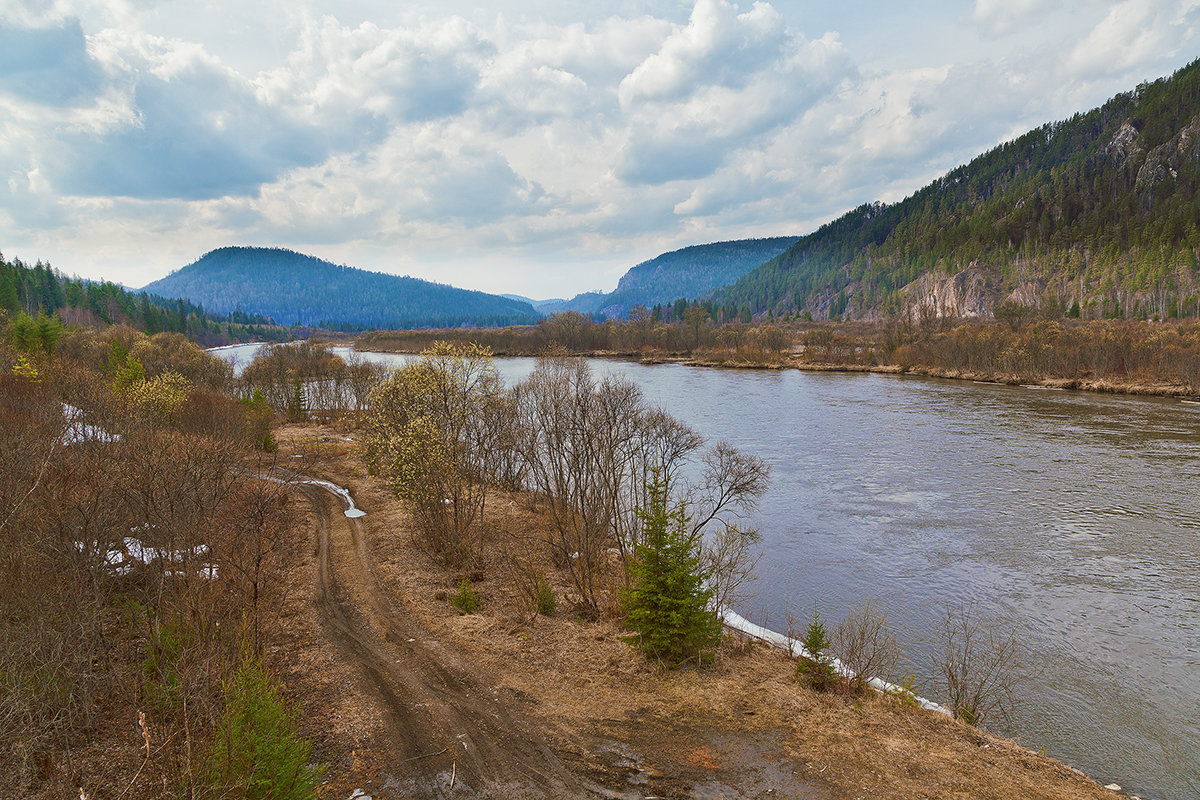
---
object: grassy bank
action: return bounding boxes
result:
[279,422,1124,800]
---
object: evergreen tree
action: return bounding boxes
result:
[0,270,17,313]
[621,471,722,665]
[35,312,62,354]
[285,377,308,422]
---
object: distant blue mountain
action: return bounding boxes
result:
[142,247,541,330]
[544,237,800,318]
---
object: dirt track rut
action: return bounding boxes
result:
[298,481,618,800]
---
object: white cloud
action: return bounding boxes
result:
[1068,0,1200,77]
[259,15,491,126]
[617,0,787,106]
[2,0,1200,298]
[613,2,855,185]
[973,0,1057,36]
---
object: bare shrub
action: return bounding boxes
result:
[933,603,1021,725]
[830,600,903,689]
[497,521,556,623]
[699,524,761,611]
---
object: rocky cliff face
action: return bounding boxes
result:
[895,268,1056,321]
[1134,113,1200,192]
[900,267,999,320]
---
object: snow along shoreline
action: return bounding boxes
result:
[282,471,942,713]
[718,608,952,716]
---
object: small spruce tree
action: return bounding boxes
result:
[796,610,838,691]
[285,377,308,422]
[621,471,722,665]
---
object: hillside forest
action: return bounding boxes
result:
[717,58,1200,323]
[0,252,283,345]
[140,247,542,331]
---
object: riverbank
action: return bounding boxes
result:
[354,316,1200,400]
[276,422,1128,800]
[354,339,1198,398]
[794,360,1200,400]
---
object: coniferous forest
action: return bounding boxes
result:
[717,58,1200,321]
[0,252,277,346]
[141,247,542,330]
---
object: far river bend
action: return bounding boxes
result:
[220,344,1200,799]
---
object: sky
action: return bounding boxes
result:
[1,0,1199,299]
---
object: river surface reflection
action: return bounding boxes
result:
[218,343,1200,798]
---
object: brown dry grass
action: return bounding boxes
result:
[274,422,1118,800]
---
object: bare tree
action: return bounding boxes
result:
[830,600,903,690]
[933,603,1021,725]
[699,523,761,611]
[515,356,629,612]
[514,354,769,616]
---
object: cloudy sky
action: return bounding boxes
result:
[2,0,1198,298]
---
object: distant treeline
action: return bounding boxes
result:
[0,251,291,345]
[357,305,792,364]
[797,317,1200,394]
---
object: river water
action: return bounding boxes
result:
[218,344,1200,798]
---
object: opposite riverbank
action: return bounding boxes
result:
[352,317,1200,401]
[793,360,1200,400]
[351,340,1199,400]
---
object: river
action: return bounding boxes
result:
[217,343,1200,799]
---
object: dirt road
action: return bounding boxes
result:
[299,480,612,799]
[293,472,833,800]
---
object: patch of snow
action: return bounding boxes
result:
[260,474,366,518]
[60,403,121,445]
[719,608,951,716]
[75,536,217,579]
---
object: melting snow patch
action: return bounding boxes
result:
[260,474,366,518]
[60,403,121,445]
[719,608,951,716]
[77,535,217,579]
[346,791,371,800]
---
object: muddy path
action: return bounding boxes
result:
[292,472,829,800]
[298,480,613,799]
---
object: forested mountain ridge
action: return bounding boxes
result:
[597,237,800,318]
[536,237,799,318]
[716,58,1200,321]
[0,250,272,343]
[141,247,541,330]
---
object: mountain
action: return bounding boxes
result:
[540,237,800,319]
[141,247,542,330]
[534,292,607,316]
[1,252,272,342]
[596,238,800,318]
[717,58,1200,321]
